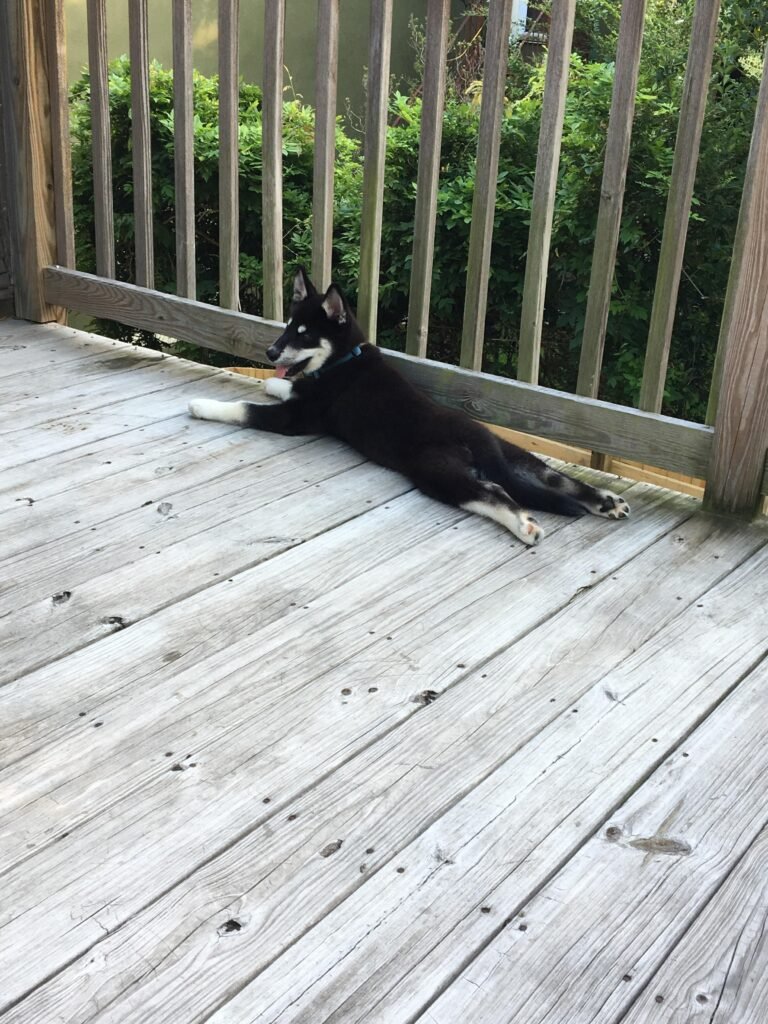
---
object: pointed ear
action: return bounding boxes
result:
[292,267,317,304]
[321,284,348,323]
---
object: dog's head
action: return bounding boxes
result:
[266,268,365,378]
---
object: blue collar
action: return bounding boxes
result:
[305,345,362,379]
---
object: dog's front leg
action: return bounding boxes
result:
[189,397,317,435]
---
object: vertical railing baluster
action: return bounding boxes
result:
[704,41,768,517]
[405,0,450,359]
[86,0,115,278]
[262,0,286,320]
[172,0,195,298]
[128,0,154,288]
[639,0,721,413]
[45,0,75,269]
[357,0,394,343]
[311,0,339,291]
[218,0,240,309]
[576,0,647,400]
[516,0,576,383]
[460,0,514,371]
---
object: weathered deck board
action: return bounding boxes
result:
[194,537,768,1024]
[2,321,767,1024]
[423,656,768,1024]
[10,516,765,1024]
[620,824,768,1023]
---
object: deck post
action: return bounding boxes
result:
[0,0,65,322]
[704,46,768,518]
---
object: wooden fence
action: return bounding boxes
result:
[1,0,767,516]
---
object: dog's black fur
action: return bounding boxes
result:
[189,269,630,545]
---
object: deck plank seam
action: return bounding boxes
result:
[406,643,768,1024]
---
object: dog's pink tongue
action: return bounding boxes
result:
[274,366,288,379]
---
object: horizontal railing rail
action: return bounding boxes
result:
[1,0,767,515]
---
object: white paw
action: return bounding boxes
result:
[187,399,248,425]
[516,513,545,546]
[264,377,293,401]
[597,491,631,520]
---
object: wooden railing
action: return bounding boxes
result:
[1,0,767,517]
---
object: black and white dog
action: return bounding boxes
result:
[189,268,629,545]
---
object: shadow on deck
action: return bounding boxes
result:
[2,320,767,1024]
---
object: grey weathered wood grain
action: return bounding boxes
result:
[517,0,576,383]
[356,0,394,342]
[422,653,768,1024]
[459,0,514,371]
[311,0,339,289]
[43,267,281,362]
[0,478,680,1007]
[128,0,154,288]
[620,824,768,1024]
[172,0,196,298]
[218,0,240,310]
[0,0,63,320]
[38,510,766,1024]
[45,0,75,269]
[705,44,768,516]
[639,0,721,412]
[405,0,450,358]
[576,0,647,399]
[86,0,115,279]
[262,0,286,320]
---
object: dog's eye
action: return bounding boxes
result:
[297,325,307,335]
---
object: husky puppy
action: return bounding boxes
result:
[189,268,629,545]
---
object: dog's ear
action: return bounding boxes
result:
[321,283,348,324]
[292,267,317,304]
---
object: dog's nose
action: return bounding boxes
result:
[266,342,281,363]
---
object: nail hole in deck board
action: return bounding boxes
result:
[655,996,664,1004]
[605,826,622,841]
[320,839,343,857]
[622,974,632,983]
[217,919,243,935]
[78,712,86,718]
[101,616,128,629]
[93,721,103,728]
[141,500,153,507]
[164,752,173,757]
[518,923,527,931]
[368,687,378,693]
[696,994,708,1004]
[366,847,375,854]
[457,663,466,669]
[682,752,690,758]
[396,867,405,873]
[341,688,352,696]
[412,690,439,706]
[480,906,491,914]
[287,813,298,821]
[262,797,271,804]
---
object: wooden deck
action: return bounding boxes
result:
[2,318,767,1024]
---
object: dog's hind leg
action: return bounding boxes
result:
[497,440,630,520]
[410,450,544,546]
[461,481,544,546]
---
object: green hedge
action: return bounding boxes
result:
[69,1,764,422]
